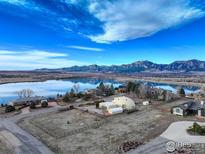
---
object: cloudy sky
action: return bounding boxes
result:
[0,0,205,70]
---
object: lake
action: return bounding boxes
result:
[146,82,200,94]
[0,79,200,105]
[0,79,121,105]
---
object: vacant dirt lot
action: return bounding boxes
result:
[29,110,106,139]
[18,106,167,154]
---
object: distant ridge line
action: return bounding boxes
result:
[37,59,205,73]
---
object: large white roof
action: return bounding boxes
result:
[112,96,135,110]
[113,96,135,103]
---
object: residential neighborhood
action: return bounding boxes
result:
[1,0,205,153]
[1,80,205,153]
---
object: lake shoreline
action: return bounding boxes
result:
[0,71,205,88]
[0,75,204,88]
[0,77,201,105]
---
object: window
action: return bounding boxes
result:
[175,108,181,113]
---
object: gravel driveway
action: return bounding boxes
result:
[160,121,205,144]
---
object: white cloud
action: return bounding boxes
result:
[0,0,27,5]
[0,50,86,70]
[68,45,103,52]
[0,0,41,11]
[88,0,205,43]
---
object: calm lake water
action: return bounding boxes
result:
[146,82,200,94]
[0,79,121,105]
[0,79,200,105]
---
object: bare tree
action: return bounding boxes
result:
[16,89,34,98]
[201,86,205,93]
[73,84,80,93]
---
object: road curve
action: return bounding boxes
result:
[0,107,58,154]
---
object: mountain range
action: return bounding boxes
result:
[39,59,205,73]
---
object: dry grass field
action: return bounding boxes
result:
[18,107,165,154]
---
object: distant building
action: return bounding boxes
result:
[172,101,205,117]
[11,96,47,106]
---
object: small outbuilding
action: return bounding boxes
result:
[142,101,150,106]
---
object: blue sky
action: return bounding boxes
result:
[0,0,205,70]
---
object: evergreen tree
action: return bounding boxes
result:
[98,82,105,91]
[69,88,76,98]
[110,84,115,95]
[177,87,186,97]
[133,83,140,94]
[126,81,135,92]
[108,84,115,96]
[161,90,167,101]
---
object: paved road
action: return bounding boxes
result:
[0,107,58,154]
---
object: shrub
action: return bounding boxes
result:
[5,105,15,113]
[170,108,173,114]
[76,93,84,98]
[69,88,76,98]
[29,102,36,109]
[41,101,48,108]
[188,122,205,135]
[63,92,70,102]
[69,105,74,110]
[83,93,92,101]
[94,99,104,109]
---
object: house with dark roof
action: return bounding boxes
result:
[172,101,205,117]
[11,96,47,106]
